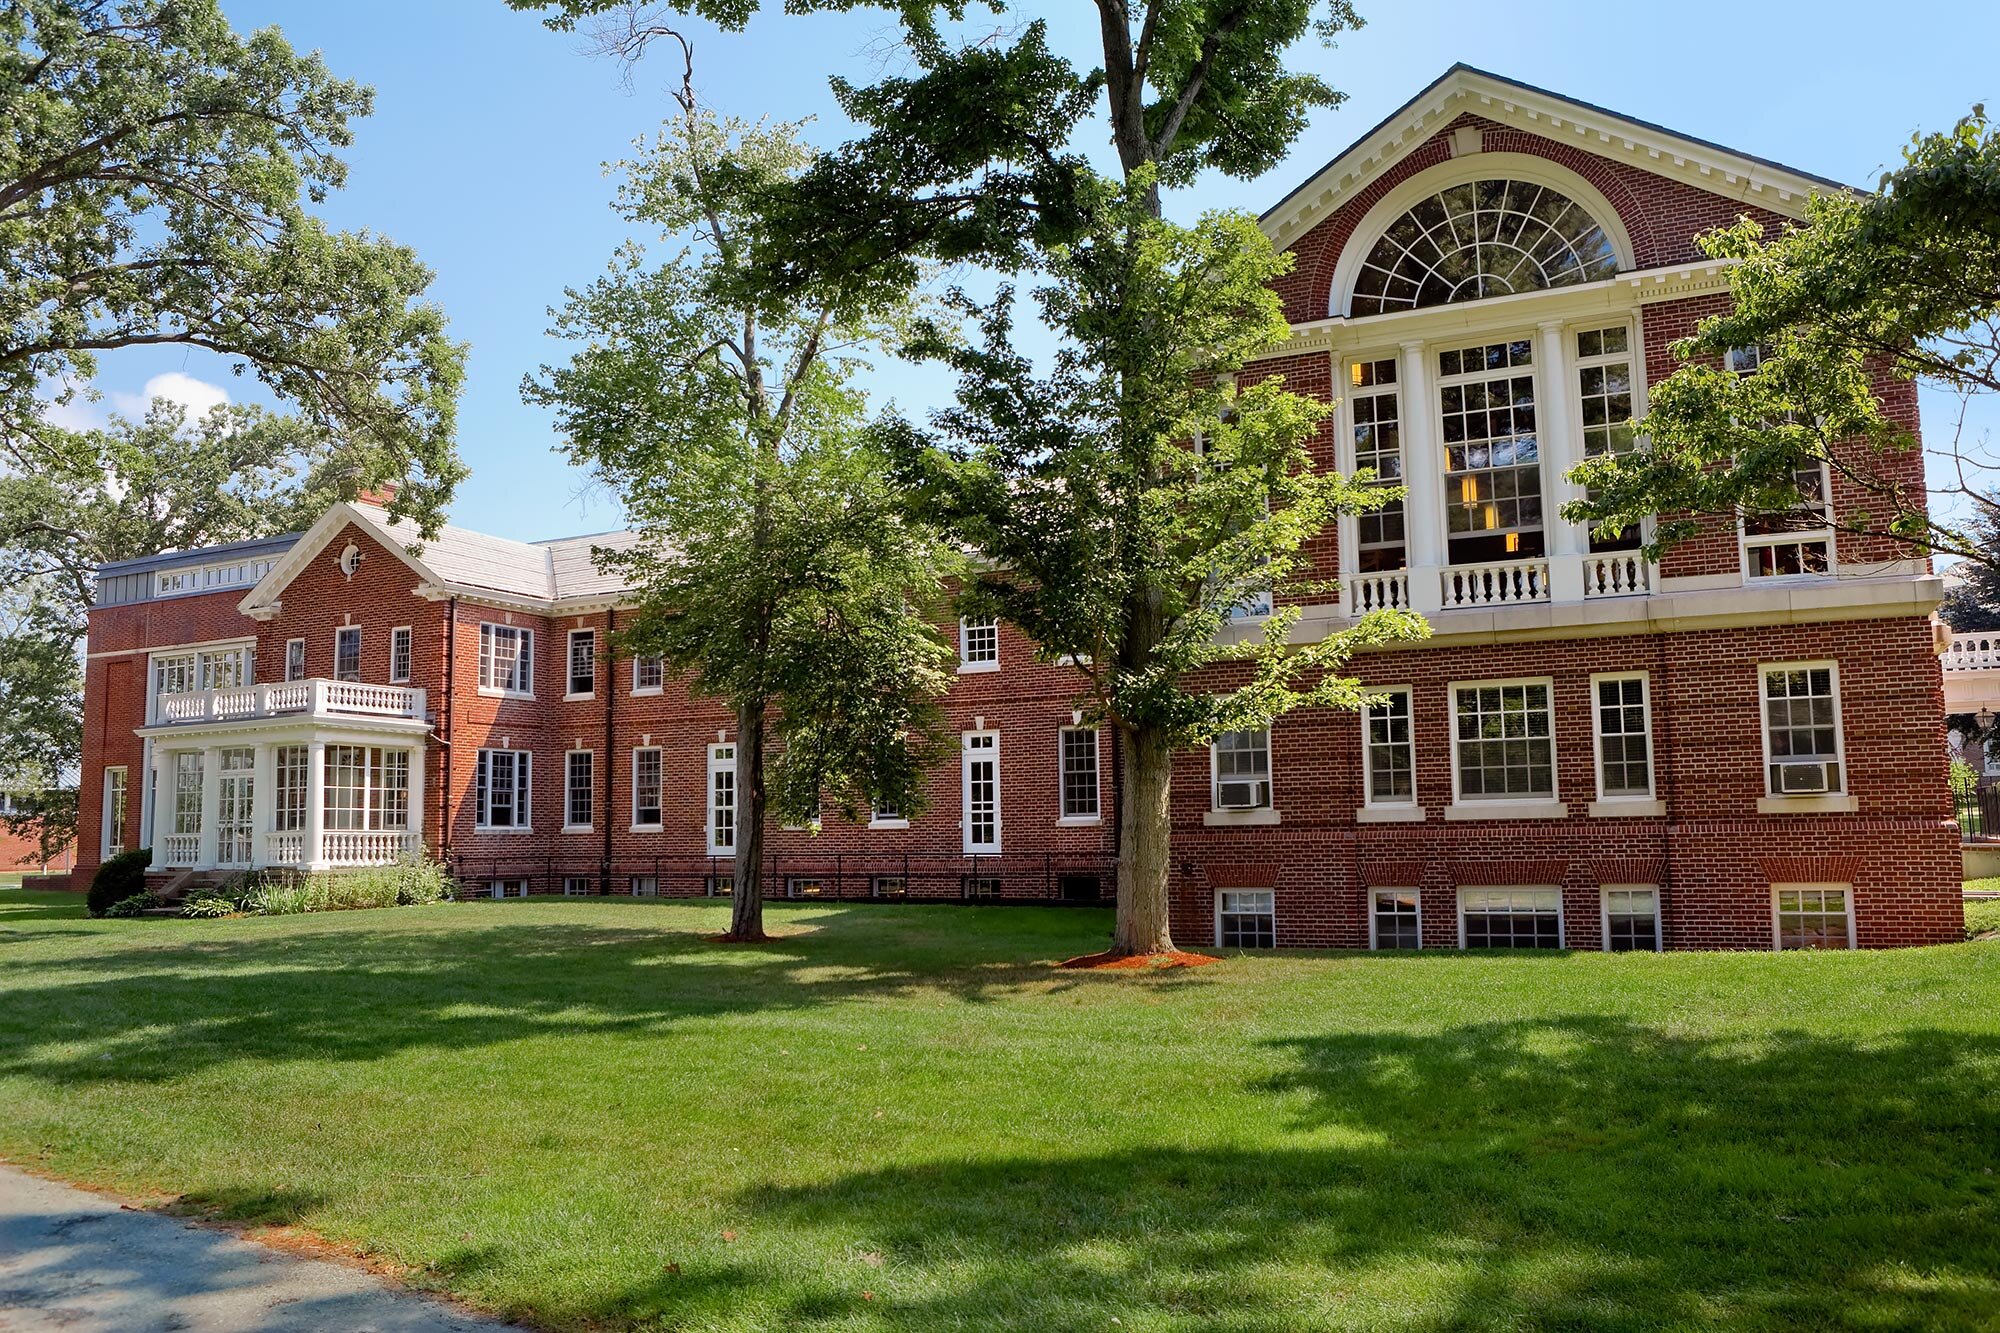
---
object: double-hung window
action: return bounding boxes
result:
[334,627,362,683]
[565,750,594,830]
[1591,672,1653,801]
[1732,344,1834,578]
[1059,727,1100,820]
[475,749,532,829]
[567,629,595,697]
[1460,887,1562,949]
[1452,680,1555,801]
[274,746,308,832]
[1575,325,1643,553]
[1212,729,1272,811]
[1372,889,1420,949]
[389,627,412,684]
[284,638,306,682]
[1217,889,1276,949]
[633,655,664,694]
[102,767,128,857]
[708,744,735,851]
[478,624,533,696]
[1774,884,1854,949]
[1363,688,1416,808]
[1762,664,1844,796]
[632,747,663,828]
[1603,886,1661,952]
[1439,338,1542,565]
[959,616,999,672]
[1348,357,1405,572]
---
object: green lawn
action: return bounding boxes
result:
[1,891,1997,1331]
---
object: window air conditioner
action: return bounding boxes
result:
[1216,779,1270,810]
[1772,759,1835,794]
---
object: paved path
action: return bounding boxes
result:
[0,1165,514,1332]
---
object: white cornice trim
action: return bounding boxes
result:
[1245,261,1731,364]
[1261,67,1846,250]
[237,502,439,618]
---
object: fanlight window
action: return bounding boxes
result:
[1350,180,1618,316]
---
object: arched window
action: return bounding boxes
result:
[1350,179,1618,316]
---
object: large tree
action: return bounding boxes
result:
[519,0,1419,955]
[1568,108,2000,573]
[0,400,342,856]
[2,0,467,533]
[524,82,954,941]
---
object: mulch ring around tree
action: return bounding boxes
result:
[1055,950,1221,970]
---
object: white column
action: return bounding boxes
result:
[1398,338,1445,614]
[150,747,174,864]
[196,745,222,869]
[407,744,427,848]
[137,737,156,853]
[249,743,275,869]
[304,739,327,870]
[1539,318,1587,603]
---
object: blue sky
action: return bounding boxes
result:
[58,0,2000,543]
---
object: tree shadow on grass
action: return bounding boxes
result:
[0,903,1199,1085]
[648,1017,2000,1331]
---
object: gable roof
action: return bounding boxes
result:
[1261,63,1854,251]
[234,501,645,617]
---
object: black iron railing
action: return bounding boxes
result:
[1955,788,2000,842]
[445,851,1118,905]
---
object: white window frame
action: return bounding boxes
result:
[1447,676,1560,812]
[1740,460,1836,581]
[1771,882,1856,951]
[1573,320,1650,554]
[632,654,664,695]
[1600,884,1663,953]
[333,626,362,683]
[564,749,594,832]
[563,876,594,897]
[474,749,533,831]
[868,797,909,831]
[566,628,596,700]
[487,879,530,899]
[478,623,534,698]
[284,637,306,683]
[101,766,128,857]
[1435,334,1546,565]
[388,625,413,684]
[1361,686,1418,810]
[631,875,659,897]
[1057,726,1101,823]
[1209,729,1273,813]
[962,730,1001,855]
[707,743,736,853]
[1456,886,1565,949]
[631,747,664,830]
[1758,661,1847,800]
[1214,887,1277,949]
[1369,887,1422,950]
[1339,353,1408,579]
[1589,671,1655,802]
[958,615,1000,673]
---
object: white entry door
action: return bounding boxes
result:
[962,731,1000,855]
[216,747,256,867]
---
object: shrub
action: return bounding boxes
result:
[103,892,157,918]
[1951,759,1980,799]
[225,855,456,917]
[182,895,238,919]
[87,848,153,917]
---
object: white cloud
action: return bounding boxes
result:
[111,372,230,421]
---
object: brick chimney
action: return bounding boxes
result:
[356,482,400,507]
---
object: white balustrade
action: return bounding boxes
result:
[319,829,421,866]
[1347,570,1411,615]
[161,834,199,867]
[1580,553,1653,598]
[266,830,305,864]
[1943,633,2000,672]
[152,679,425,726]
[1439,558,1551,609]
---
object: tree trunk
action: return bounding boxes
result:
[1112,723,1176,955]
[728,695,768,941]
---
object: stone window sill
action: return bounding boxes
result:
[1756,794,1859,814]
[1356,805,1425,824]
[1444,799,1567,821]
[1203,808,1280,827]
[1588,798,1666,818]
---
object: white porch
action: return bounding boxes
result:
[136,680,430,873]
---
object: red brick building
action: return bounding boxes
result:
[73,67,1961,950]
